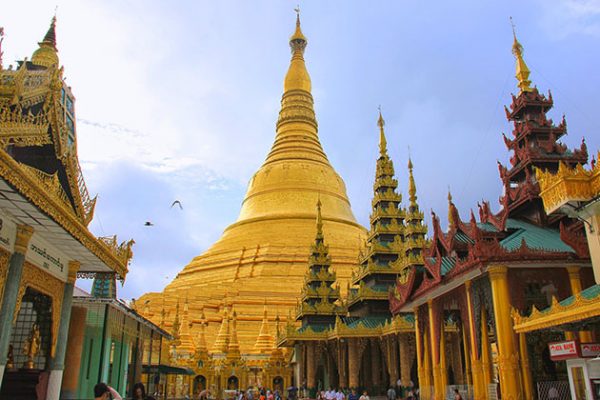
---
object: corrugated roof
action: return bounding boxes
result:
[560,284,600,307]
[346,315,390,329]
[477,222,498,232]
[454,232,474,244]
[441,257,457,276]
[501,219,575,253]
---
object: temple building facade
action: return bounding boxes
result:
[390,30,596,400]
[0,18,135,400]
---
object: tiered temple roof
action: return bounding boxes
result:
[296,200,344,327]
[390,27,590,314]
[348,112,407,317]
[0,17,133,279]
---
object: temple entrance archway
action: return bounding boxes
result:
[227,376,239,390]
[194,375,207,394]
[273,376,284,391]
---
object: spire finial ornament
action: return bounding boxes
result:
[447,187,455,229]
[31,15,59,68]
[510,17,532,94]
[378,107,388,157]
[408,156,417,208]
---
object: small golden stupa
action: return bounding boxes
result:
[139,13,367,354]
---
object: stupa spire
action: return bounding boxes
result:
[254,302,275,353]
[31,15,59,68]
[378,108,388,157]
[196,309,208,355]
[447,188,455,229]
[510,17,532,94]
[265,10,326,166]
[408,157,417,209]
[212,307,230,353]
[177,296,196,354]
[227,311,241,359]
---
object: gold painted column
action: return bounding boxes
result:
[399,334,411,387]
[422,330,433,400]
[338,340,348,389]
[371,339,382,389]
[462,326,472,387]
[428,300,442,400]
[481,305,493,394]
[348,339,359,389]
[414,311,428,398]
[306,342,316,391]
[438,322,448,399]
[465,281,486,400]
[518,333,533,400]
[488,265,522,400]
[566,266,594,343]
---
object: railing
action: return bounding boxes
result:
[537,380,572,400]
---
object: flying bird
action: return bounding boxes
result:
[144,221,154,226]
[171,200,183,210]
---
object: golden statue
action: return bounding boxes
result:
[6,344,14,370]
[22,323,41,369]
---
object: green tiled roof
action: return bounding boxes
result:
[501,219,575,253]
[428,257,456,276]
[298,324,330,333]
[441,257,456,276]
[560,284,600,307]
[454,232,474,244]
[346,315,390,329]
[477,222,498,232]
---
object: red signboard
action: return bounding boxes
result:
[580,343,600,358]
[549,340,581,361]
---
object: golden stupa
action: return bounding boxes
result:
[139,14,367,354]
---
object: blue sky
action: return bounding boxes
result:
[3,1,600,299]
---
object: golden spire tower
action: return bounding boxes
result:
[140,12,367,353]
[510,17,532,93]
[31,16,59,68]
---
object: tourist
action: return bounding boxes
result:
[347,389,359,400]
[336,389,345,400]
[405,388,415,400]
[358,391,369,400]
[133,382,155,400]
[267,390,274,400]
[386,386,396,400]
[94,383,122,400]
[453,388,463,400]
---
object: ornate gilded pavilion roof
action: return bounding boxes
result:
[513,284,600,333]
[0,18,133,278]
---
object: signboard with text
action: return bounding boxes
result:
[581,343,600,358]
[549,340,581,361]
[26,233,68,282]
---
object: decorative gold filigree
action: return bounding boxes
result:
[0,247,11,303]
[14,262,64,357]
[0,150,129,278]
[536,157,600,214]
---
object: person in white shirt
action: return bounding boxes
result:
[336,390,345,400]
[94,383,122,400]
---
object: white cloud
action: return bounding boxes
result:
[539,0,600,38]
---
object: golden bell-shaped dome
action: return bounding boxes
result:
[31,16,59,68]
[140,13,366,354]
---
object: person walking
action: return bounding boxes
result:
[453,388,463,400]
[133,383,155,400]
[94,383,122,400]
[386,387,396,400]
